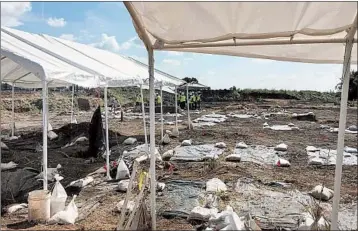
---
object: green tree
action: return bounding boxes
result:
[336,70,358,101]
[182,77,199,84]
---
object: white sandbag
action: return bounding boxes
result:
[51,174,68,217]
[209,206,245,230]
[292,113,298,117]
[298,212,329,230]
[344,146,358,153]
[236,142,248,149]
[277,158,291,167]
[188,206,218,221]
[274,143,288,151]
[225,154,241,162]
[123,137,137,145]
[48,195,78,225]
[48,131,58,140]
[181,139,192,146]
[306,146,319,152]
[68,176,94,188]
[116,200,135,213]
[75,136,88,143]
[263,122,269,127]
[162,150,174,161]
[215,142,227,149]
[6,203,27,214]
[308,157,324,165]
[320,125,330,129]
[6,136,19,141]
[171,127,179,137]
[36,164,62,182]
[71,118,78,124]
[1,161,18,171]
[309,185,334,201]
[203,193,218,209]
[135,155,148,163]
[347,125,358,131]
[118,179,130,192]
[206,178,227,192]
[157,182,166,192]
[116,159,130,180]
[288,123,295,127]
[162,134,171,144]
[48,123,53,131]
[1,141,9,150]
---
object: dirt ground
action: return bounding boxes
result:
[1,95,357,230]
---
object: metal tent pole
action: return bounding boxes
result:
[148,47,157,229]
[160,84,163,140]
[104,86,110,179]
[175,86,178,128]
[331,31,356,230]
[42,79,48,190]
[11,83,15,137]
[186,83,190,130]
[140,84,148,148]
[70,84,75,123]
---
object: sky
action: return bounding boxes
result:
[1,2,356,91]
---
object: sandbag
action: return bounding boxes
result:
[344,146,357,153]
[171,127,179,137]
[308,157,324,165]
[36,164,62,182]
[1,141,9,150]
[225,154,241,162]
[188,206,218,221]
[162,150,174,161]
[1,161,18,171]
[116,200,135,213]
[51,174,68,217]
[88,106,105,158]
[277,158,291,167]
[157,182,166,192]
[275,143,288,151]
[206,178,227,192]
[347,125,358,131]
[215,142,227,149]
[123,137,137,145]
[116,159,130,180]
[118,179,130,192]
[48,131,58,140]
[298,212,329,230]
[181,139,192,146]
[306,146,319,152]
[209,206,246,230]
[6,203,27,214]
[162,134,171,144]
[48,195,78,225]
[309,185,334,201]
[236,142,248,149]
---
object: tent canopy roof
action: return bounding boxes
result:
[126,2,357,64]
[1,27,185,88]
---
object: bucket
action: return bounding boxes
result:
[28,190,51,222]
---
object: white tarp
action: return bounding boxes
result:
[126,2,357,64]
[1,27,185,88]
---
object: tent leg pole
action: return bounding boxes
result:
[160,84,163,140]
[104,87,110,179]
[71,85,75,123]
[148,47,156,230]
[186,84,190,130]
[331,36,354,230]
[175,86,178,129]
[42,79,48,191]
[140,84,148,148]
[11,83,15,137]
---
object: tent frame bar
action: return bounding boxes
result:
[160,38,358,50]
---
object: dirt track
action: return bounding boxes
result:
[1,97,357,230]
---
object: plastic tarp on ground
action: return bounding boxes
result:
[171,144,225,162]
[126,2,357,64]
[1,26,184,89]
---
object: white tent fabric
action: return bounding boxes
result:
[126,2,357,64]
[140,84,175,94]
[1,26,185,88]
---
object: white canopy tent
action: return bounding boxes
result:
[1,26,184,188]
[124,2,357,230]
